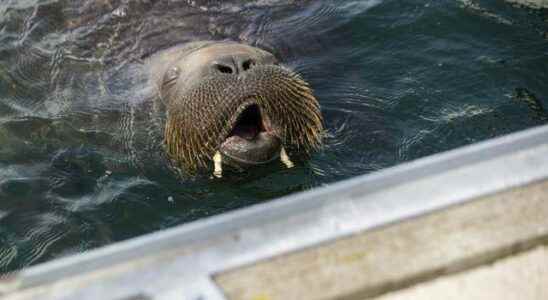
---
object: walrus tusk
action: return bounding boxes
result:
[280,147,294,169]
[213,151,223,178]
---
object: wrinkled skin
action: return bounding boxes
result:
[148,41,324,172]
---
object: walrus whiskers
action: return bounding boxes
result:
[164,65,322,171]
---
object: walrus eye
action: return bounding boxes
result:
[163,66,180,85]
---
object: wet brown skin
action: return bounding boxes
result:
[148,41,323,173]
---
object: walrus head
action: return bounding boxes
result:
[152,41,323,176]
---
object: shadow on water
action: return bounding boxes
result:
[0,0,547,273]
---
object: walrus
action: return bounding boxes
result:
[1,1,325,179]
[147,41,324,177]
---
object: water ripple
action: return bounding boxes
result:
[0,0,547,274]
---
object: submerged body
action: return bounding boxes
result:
[147,41,323,176]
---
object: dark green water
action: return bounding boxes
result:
[0,0,547,274]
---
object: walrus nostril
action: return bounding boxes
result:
[215,63,233,74]
[242,59,255,71]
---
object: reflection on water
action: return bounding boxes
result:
[0,0,547,273]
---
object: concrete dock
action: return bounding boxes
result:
[217,179,548,300]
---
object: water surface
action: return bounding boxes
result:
[0,0,547,273]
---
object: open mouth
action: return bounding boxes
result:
[219,103,281,166]
[228,104,266,141]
